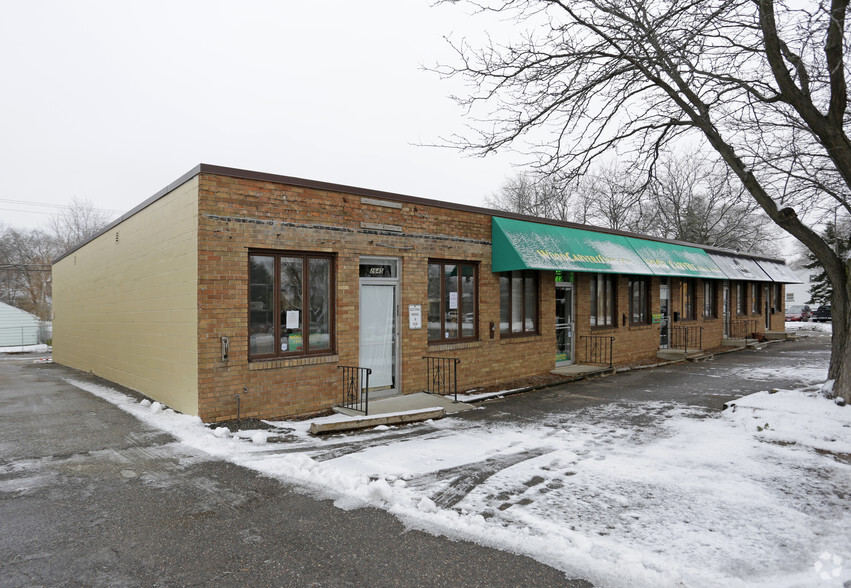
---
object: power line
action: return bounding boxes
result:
[0,198,123,215]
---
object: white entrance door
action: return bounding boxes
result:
[555,284,574,365]
[359,285,397,391]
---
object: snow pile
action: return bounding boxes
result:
[65,377,851,587]
[0,343,51,353]
[785,321,833,333]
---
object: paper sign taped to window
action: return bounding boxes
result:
[286,310,299,329]
[449,292,458,310]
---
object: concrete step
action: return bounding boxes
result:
[656,349,704,361]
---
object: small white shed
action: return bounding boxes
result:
[0,302,41,347]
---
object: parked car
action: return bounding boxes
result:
[785,304,812,322]
[812,305,832,322]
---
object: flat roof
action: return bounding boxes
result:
[53,163,786,265]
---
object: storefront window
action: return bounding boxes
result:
[428,260,478,343]
[499,270,539,336]
[629,276,649,325]
[249,251,334,359]
[703,281,717,318]
[590,273,616,327]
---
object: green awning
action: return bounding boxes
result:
[624,237,726,279]
[492,216,652,274]
[492,217,725,279]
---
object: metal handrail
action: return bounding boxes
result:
[728,318,758,343]
[423,356,461,402]
[338,365,371,415]
[579,336,615,367]
[670,325,703,354]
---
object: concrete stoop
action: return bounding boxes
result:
[550,364,613,378]
[656,349,704,361]
[764,331,798,341]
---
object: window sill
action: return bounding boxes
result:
[499,333,543,344]
[249,354,339,371]
[628,323,653,329]
[427,340,481,352]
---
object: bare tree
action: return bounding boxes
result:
[645,151,772,252]
[48,196,113,254]
[0,225,56,320]
[438,0,851,402]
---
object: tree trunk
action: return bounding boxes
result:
[829,262,851,403]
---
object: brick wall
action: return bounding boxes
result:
[192,173,793,421]
[195,174,555,421]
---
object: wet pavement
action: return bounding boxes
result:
[0,352,585,587]
[0,331,831,586]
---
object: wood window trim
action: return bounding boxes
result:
[629,276,650,326]
[590,273,617,329]
[248,249,336,361]
[427,259,479,345]
[500,270,540,338]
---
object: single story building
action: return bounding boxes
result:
[52,164,801,422]
[0,301,42,347]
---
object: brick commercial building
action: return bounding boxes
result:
[52,164,800,422]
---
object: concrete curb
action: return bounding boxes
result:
[309,407,445,435]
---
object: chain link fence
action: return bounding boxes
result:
[0,323,52,350]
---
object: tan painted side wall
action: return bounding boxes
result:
[52,178,200,415]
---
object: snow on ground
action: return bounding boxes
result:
[785,321,833,334]
[0,344,50,354]
[66,372,850,587]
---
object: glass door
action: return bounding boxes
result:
[659,279,669,348]
[555,284,574,365]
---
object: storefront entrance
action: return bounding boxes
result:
[659,279,670,349]
[555,283,574,365]
[359,258,399,396]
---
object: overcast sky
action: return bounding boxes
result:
[1,1,524,230]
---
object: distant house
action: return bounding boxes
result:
[0,302,41,347]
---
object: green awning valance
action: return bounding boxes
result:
[624,237,726,279]
[492,217,725,279]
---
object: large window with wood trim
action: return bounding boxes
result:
[499,270,539,336]
[590,273,616,327]
[249,251,334,359]
[629,276,650,325]
[428,260,478,343]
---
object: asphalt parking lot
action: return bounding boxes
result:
[0,331,831,586]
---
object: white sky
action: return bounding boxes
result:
[0,1,521,230]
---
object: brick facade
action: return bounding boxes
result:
[53,165,792,423]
